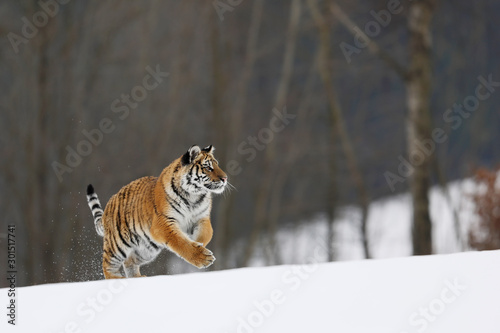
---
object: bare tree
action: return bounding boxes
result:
[406,0,437,255]
[331,0,437,255]
[243,0,302,266]
[214,0,265,269]
[308,0,372,259]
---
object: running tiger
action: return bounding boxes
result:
[86,145,228,279]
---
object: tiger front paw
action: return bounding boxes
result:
[189,242,215,269]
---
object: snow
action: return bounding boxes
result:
[3,178,494,332]
[246,179,479,266]
[2,250,500,333]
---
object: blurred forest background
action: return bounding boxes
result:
[1,0,499,287]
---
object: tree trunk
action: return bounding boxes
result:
[309,0,371,259]
[266,56,317,264]
[242,0,301,266]
[214,0,264,270]
[407,0,436,255]
[331,1,437,256]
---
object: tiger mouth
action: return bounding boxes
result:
[204,182,226,192]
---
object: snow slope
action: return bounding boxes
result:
[2,250,500,333]
[245,179,478,267]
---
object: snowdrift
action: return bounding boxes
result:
[2,250,500,333]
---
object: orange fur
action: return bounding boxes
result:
[89,145,227,279]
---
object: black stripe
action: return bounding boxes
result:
[186,165,195,184]
[193,194,206,208]
[192,165,200,182]
[133,232,140,246]
[127,188,140,240]
[130,233,138,246]
[167,197,182,211]
[152,199,160,216]
[102,256,112,265]
[120,189,127,204]
[116,210,132,248]
[134,251,145,262]
[171,179,190,207]
[110,231,127,259]
[116,227,132,249]
[130,184,141,232]
[135,208,149,235]
[130,219,139,243]
[108,256,121,264]
[166,197,184,216]
[106,200,116,222]
[112,257,122,264]
[115,243,127,259]
[91,203,100,210]
[194,205,210,218]
[187,166,202,190]
[104,249,122,263]
[143,233,159,250]
[173,163,180,174]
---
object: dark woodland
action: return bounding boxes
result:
[1,0,499,287]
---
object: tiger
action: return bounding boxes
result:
[86,145,228,279]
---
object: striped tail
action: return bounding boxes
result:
[87,184,104,237]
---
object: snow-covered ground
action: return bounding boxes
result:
[2,178,497,332]
[247,179,479,266]
[2,250,500,333]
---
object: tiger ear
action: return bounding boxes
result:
[202,145,215,154]
[181,145,201,165]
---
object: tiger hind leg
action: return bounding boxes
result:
[103,258,126,279]
[123,255,145,278]
[102,246,126,279]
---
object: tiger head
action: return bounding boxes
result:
[179,145,228,194]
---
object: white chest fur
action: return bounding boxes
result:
[165,186,211,237]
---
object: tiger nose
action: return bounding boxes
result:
[220,176,227,183]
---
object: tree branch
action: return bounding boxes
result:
[330,2,409,81]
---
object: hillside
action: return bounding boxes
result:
[242,179,476,268]
[2,250,499,333]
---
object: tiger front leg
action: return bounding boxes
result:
[193,217,214,247]
[150,217,215,268]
